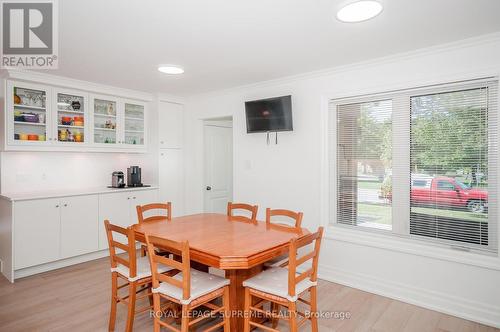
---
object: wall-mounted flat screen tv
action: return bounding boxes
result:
[245,95,293,133]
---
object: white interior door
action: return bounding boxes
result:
[204,124,233,213]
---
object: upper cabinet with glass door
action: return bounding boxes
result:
[7,81,51,145]
[54,89,88,145]
[92,96,118,145]
[123,102,146,147]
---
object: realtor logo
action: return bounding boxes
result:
[1,0,58,68]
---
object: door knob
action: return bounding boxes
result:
[206,186,212,191]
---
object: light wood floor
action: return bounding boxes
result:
[0,257,498,332]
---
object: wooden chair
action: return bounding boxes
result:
[136,202,172,223]
[264,208,304,268]
[243,227,324,332]
[104,220,172,332]
[136,202,172,256]
[145,234,231,332]
[227,202,258,224]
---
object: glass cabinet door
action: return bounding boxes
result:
[124,103,145,146]
[93,98,117,144]
[11,83,49,143]
[56,92,85,144]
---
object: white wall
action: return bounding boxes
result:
[184,33,500,327]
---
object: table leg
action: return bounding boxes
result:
[225,265,263,331]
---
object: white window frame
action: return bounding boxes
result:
[321,75,500,270]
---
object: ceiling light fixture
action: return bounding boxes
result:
[158,65,184,75]
[337,0,383,23]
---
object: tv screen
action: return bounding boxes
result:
[245,95,293,133]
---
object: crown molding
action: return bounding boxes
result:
[156,93,186,105]
[3,69,154,101]
[189,31,500,99]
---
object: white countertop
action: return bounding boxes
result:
[0,186,159,202]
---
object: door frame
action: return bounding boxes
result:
[203,116,234,213]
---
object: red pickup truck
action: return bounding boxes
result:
[410,175,488,213]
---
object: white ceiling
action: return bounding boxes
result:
[44,0,500,96]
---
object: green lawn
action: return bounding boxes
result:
[411,206,487,223]
[358,202,391,225]
[356,203,487,225]
[358,181,382,190]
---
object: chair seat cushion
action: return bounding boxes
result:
[264,254,289,268]
[152,269,230,305]
[243,267,316,302]
[111,256,172,281]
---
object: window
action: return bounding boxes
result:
[330,79,498,253]
[335,100,392,231]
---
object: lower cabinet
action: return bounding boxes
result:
[60,195,98,258]
[98,189,158,249]
[14,198,61,270]
[12,189,157,272]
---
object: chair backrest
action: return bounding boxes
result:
[266,208,303,230]
[227,202,258,224]
[136,202,172,224]
[145,234,191,301]
[104,220,137,278]
[287,227,324,297]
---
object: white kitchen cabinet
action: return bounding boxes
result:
[98,189,158,249]
[122,100,147,148]
[90,94,120,147]
[14,198,61,270]
[158,101,183,149]
[6,80,52,147]
[159,149,185,216]
[1,188,159,282]
[60,195,98,258]
[3,79,149,152]
[52,88,89,146]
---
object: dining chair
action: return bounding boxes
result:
[243,227,324,332]
[227,201,258,224]
[264,208,304,268]
[136,202,172,256]
[136,202,172,223]
[104,220,173,332]
[145,234,231,332]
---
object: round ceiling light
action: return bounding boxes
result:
[337,1,383,23]
[158,65,184,75]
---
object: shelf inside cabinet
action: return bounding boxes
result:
[94,113,116,118]
[94,127,116,132]
[58,109,84,115]
[14,121,46,127]
[58,124,84,129]
[14,105,46,111]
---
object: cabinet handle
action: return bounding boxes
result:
[133,196,136,199]
[127,197,130,200]
[55,204,59,208]
[63,204,67,207]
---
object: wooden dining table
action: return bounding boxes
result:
[132,212,309,331]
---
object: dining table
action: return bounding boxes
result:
[132,212,309,331]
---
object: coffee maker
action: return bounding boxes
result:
[111,171,125,188]
[127,166,143,187]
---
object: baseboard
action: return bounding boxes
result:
[318,264,500,329]
[14,250,109,280]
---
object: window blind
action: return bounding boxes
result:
[330,78,498,253]
[335,99,393,231]
[409,83,498,251]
